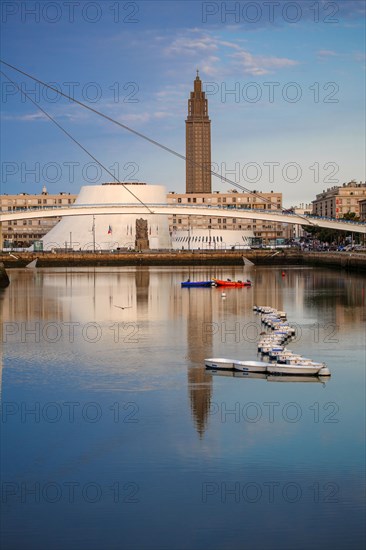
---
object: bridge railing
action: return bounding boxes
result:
[1,203,365,226]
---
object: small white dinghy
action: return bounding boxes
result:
[234,360,269,373]
[318,366,331,377]
[266,363,324,376]
[205,358,235,370]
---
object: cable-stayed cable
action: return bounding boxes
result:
[1,69,154,213]
[0,59,292,211]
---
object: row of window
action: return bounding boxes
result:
[4,234,41,240]
[172,217,280,229]
[3,199,74,207]
[173,197,280,204]
[8,219,57,226]
[172,226,245,231]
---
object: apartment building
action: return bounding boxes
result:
[0,188,77,248]
[312,181,366,219]
[359,199,366,222]
[167,190,286,243]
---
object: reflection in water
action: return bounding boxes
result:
[1,266,365,436]
[1,266,365,550]
[184,288,214,438]
[0,289,5,396]
[207,369,330,385]
[135,268,150,312]
[208,370,329,384]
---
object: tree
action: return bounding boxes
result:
[342,212,360,222]
[301,225,340,243]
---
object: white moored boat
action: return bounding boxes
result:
[318,366,331,377]
[276,353,303,363]
[266,363,323,375]
[285,358,322,366]
[253,304,331,378]
[233,360,269,373]
[205,358,235,370]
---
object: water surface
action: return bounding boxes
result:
[1,266,365,549]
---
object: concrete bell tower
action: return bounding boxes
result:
[185,70,212,193]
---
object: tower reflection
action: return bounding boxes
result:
[1,266,365,440]
[183,286,214,438]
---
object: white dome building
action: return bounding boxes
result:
[41,183,172,251]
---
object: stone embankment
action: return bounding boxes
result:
[0,261,10,287]
[1,250,366,271]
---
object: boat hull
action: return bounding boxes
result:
[233,360,268,373]
[213,279,251,287]
[205,358,235,370]
[267,364,322,375]
[181,281,213,287]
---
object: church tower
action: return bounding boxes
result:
[185,71,212,193]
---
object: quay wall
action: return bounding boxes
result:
[1,250,366,271]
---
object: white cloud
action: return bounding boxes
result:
[162,30,299,77]
[231,51,299,76]
[1,112,48,122]
[117,111,172,125]
[200,56,221,77]
[317,50,338,57]
[164,34,218,56]
[154,111,171,119]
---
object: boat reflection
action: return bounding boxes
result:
[267,374,330,384]
[207,370,330,384]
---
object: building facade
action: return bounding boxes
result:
[284,203,313,240]
[167,190,286,244]
[312,181,366,219]
[185,71,212,194]
[171,228,253,250]
[0,188,76,249]
[1,187,286,249]
[359,199,366,222]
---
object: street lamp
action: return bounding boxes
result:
[92,215,96,253]
[188,216,191,251]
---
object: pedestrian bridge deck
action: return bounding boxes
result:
[1,203,365,233]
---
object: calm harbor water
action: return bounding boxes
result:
[1,265,365,550]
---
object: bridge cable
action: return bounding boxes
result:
[0,59,315,224]
[0,61,283,202]
[0,69,155,214]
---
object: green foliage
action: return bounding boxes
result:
[301,225,339,242]
[342,212,360,221]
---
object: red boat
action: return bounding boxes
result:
[213,278,252,287]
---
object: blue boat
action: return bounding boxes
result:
[181,280,215,288]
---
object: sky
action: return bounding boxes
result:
[1,0,365,206]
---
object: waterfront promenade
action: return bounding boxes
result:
[2,249,366,271]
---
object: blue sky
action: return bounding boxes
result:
[1,0,365,205]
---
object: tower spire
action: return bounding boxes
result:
[185,72,212,194]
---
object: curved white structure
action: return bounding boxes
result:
[41,183,171,251]
[172,228,254,250]
[2,203,365,234]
